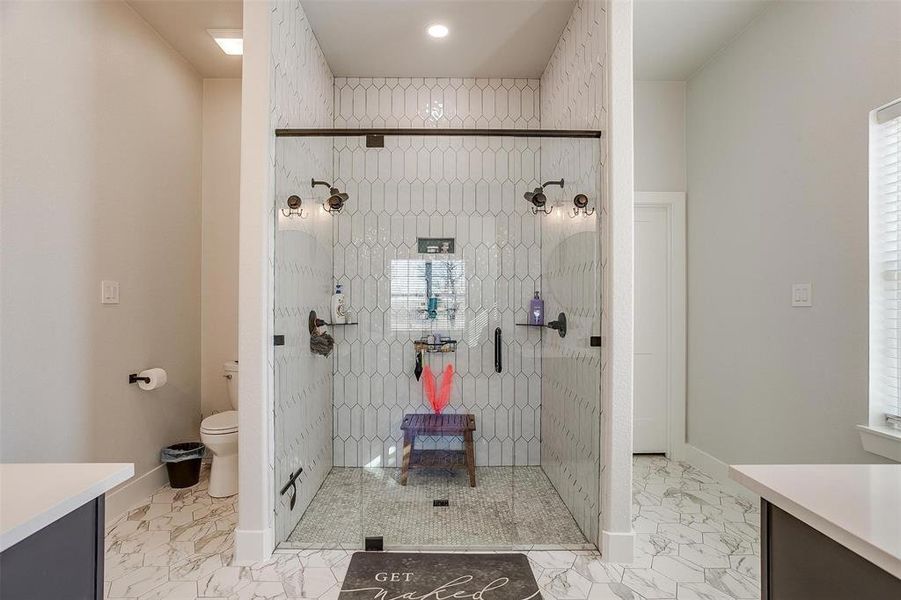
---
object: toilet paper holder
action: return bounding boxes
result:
[128,373,151,385]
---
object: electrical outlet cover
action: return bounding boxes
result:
[791,283,812,307]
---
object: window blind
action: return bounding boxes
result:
[389,259,466,332]
[870,98,901,421]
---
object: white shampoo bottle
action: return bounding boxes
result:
[331,284,347,324]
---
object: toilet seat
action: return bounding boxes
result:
[201,410,238,435]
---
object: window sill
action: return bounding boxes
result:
[857,424,901,462]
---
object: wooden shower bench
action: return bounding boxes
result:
[400,413,476,487]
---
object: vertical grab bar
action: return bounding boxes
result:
[494,327,502,373]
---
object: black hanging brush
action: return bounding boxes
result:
[414,350,424,381]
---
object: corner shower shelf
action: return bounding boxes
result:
[516,313,567,338]
[308,310,357,334]
[413,340,458,353]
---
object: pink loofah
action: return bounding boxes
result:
[422,365,437,412]
[434,364,454,414]
[422,364,455,414]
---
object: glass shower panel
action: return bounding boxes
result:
[272,135,336,546]
[514,136,602,549]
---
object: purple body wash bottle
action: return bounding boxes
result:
[529,291,545,325]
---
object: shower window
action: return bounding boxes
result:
[390,258,466,332]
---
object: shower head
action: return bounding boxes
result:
[325,190,349,212]
[524,188,547,208]
[524,179,564,214]
[311,179,349,213]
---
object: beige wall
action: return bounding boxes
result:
[686,0,901,464]
[1,1,202,484]
[201,79,242,417]
[635,81,685,192]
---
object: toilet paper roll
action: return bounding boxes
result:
[138,368,167,391]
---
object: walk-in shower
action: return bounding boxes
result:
[272,128,603,550]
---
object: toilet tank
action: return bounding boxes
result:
[224,361,239,409]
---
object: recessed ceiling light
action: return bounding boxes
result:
[208,29,243,56]
[427,24,449,39]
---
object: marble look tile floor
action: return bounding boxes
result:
[103,456,761,599]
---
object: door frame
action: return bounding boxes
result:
[634,192,686,459]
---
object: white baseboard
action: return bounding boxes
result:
[679,443,759,502]
[601,530,635,563]
[234,527,274,565]
[105,464,168,522]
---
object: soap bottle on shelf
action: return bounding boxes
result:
[427,295,439,320]
[331,284,347,324]
[529,291,545,325]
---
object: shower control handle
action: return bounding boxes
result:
[547,312,567,338]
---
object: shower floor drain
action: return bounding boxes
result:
[433,499,449,507]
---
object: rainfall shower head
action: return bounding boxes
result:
[311,179,349,213]
[524,179,564,214]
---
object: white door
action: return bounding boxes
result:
[634,206,670,453]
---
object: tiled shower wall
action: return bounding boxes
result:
[331,78,544,467]
[539,0,607,545]
[334,78,541,129]
[271,0,334,543]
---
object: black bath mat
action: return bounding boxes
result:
[340,552,541,600]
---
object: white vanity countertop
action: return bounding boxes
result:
[730,464,901,579]
[0,463,133,552]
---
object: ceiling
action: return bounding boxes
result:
[125,0,769,83]
[301,0,577,78]
[127,0,243,78]
[634,0,774,80]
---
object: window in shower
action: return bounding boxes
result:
[389,258,466,332]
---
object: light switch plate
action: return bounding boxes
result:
[792,283,812,307]
[101,280,120,305]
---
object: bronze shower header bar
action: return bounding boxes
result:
[274,128,603,138]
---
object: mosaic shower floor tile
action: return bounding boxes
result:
[284,466,589,548]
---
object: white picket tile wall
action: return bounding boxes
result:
[539,0,607,544]
[271,0,335,544]
[331,78,544,467]
[271,1,333,129]
[334,78,541,129]
[540,0,607,131]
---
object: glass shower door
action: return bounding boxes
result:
[340,133,521,548]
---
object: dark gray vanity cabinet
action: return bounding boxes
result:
[0,496,105,600]
[761,499,901,599]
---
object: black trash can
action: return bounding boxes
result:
[160,442,205,488]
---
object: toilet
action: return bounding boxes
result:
[201,361,239,497]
